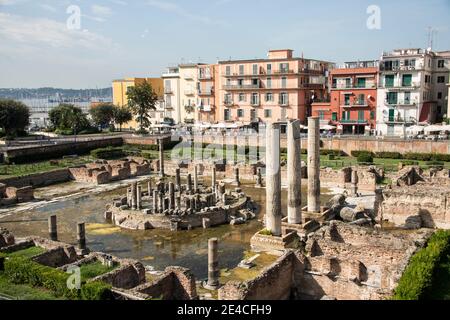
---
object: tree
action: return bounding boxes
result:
[0,99,30,137]
[126,81,158,132]
[89,103,114,129]
[112,106,132,131]
[49,104,90,134]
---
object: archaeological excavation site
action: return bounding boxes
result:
[1,118,450,302]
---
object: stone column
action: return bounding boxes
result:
[206,238,220,289]
[193,165,199,193]
[136,185,142,210]
[169,182,175,210]
[211,167,217,193]
[307,117,321,213]
[176,196,181,210]
[255,167,263,187]
[233,167,241,187]
[351,170,359,196]
[187,174,193,194]
[175,168,181,191]
[131,182,137,210]
[77,222,86,252]
[127,187,132,207]
[48,215,58,241]
[147,180,152,197]
[153,190,159,214]
[159,139,165,177]
[265,122,282,236]
[287,120,302,224]
[159,192,165,213]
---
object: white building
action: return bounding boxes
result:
[376,48,450,136]
[162,67,181,124]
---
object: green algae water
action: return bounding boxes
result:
[0,180,331,280]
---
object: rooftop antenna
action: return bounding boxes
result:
[427,26,437,50]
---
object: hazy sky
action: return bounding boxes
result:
[0,0,449,89]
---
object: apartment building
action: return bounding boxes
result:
[162,67,182,124]
[312,61,378,135]
[197,64,218,123]
[216,49,331,130]
[376,48,442,136]
[112,77,164,129]
[432,51,450,121]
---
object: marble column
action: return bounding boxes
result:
[131,182,137,210]
[211,167,217,193]
[159,139,165,177]
[147,180,152,197]
[206,238,220,289]
[233,167,241,187]
[153,190,158,214]
[351,170,359,196]
[307,117,321,213]
[265,122,282,236]
[136,185,142,210]
[193,165,199,193]
[48,215,58,241]
[255,167,263,187]
[175,168,181,191]
[287,120,302,224]
[169,182,175,210]
[187,174,193,194]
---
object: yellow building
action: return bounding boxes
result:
[112,77,164,129]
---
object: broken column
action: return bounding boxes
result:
[169,182,175,210]
[265,122,282,236]
[194,165,199,193]
[211,166,217,192]
[77,222,87,252]
[48,215,58,241]
[351,170,359,197]
[307,117,321,213]
[206,238,220,289]
[233,167,241,187]
[131,182,137,210]
[187,174,193,194]
[255,167,263,187]
[136,185,142,210]
[153,190,159,214]
[159,138,165,177]
[287,120,302,224]
[175,168,181,191]
[147,180,152,197]
[159,192,165,213]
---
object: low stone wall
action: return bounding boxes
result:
[219,251,299,300]
[0,169,71,188]
[132,267,198,300]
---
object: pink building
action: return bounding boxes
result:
[217,49,332,128]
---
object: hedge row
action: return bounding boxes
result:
[3,256,112,300]
[393,230,450,300]
[351,150,450,162]
[90,147,126,160]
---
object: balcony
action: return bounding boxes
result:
[224,100,234,107]
[184,74,194,80]
[383,116,416,124]
[199,105,214,112]
[273,69,295,75]
[199,73,212,80]
[343,102,369,108]
[184,89,195,96]
[164,88,173,94]
[279,100,289,107]
[332,83,377,89]
[223,84,261,90]
[380,82,420,90]
[251,100,260,107]
[198,88,214,96]
[340,119,368,124]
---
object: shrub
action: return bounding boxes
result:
[321,149,345,156]
[426,161,445,167]
[375,152,403,159]
[259,229,273,236]
[401,160,419,166]
[357,152,374,164]
[3,256,112,300]
[393,230,450,300]
[351,150,375,158]
[90,147,125,160]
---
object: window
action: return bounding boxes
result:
[437,76,446,83]
[402,74,412,86]
[385,75,394,87]
[267,78,272,89]
[357,94,365,105]
[281,77,287,88]
[226,66,231,76]
[318,111,325,120]
[345,78,352,88]
[438,92,443,99]
[238,79,244,86]
[164,80,171,90]
[279,63,289,73]
[267,64,272,75]
[404,92,411,104]
[342,111,350,120]
[252,78,259,87]
[370,111,375,120]
[358,110,365,121]
[253,64,258,75]
[251,93,259,105]
[239,93,246,102]
[264,109,272,118]
[251,109,257,121]
[224,93,232,104]
[438,60,445,68]
[237,109,244,117]
[332,112,337,121]
[356,78,366,88]
[279,92,288,105]
[224,109,231,121]
[425,75,431,84]
[265,93,273,102]
[332,78,337,88]
[239,65,244,75]
[386,92,398,104]
[344,94,351,106]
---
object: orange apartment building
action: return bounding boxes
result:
[216,49,332,130]
[311,61,379,135]
[197,64,219,123]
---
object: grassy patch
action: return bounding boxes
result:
[6,246,47,259]
[0,273,64,300]
[80,261,117,281]
[220,252,278,284]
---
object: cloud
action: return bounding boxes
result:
[91,4,113,17]
[146,0,229,27]
[0,12,113,52]
[0,0,27,5]
[39,4,57,12]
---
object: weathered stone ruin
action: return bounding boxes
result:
[104,165,256,231]
[69,157,151,185]
[0,182,34,206]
